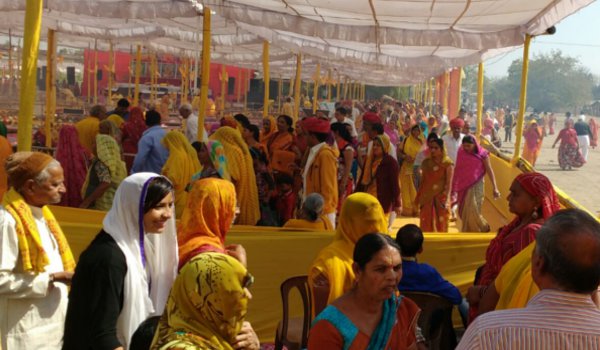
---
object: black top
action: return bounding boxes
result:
[63,231,127,350]
[574,121,591,136]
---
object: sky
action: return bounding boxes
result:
[485,1,600,78]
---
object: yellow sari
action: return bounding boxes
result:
[210,127,260,225]
[178,178,236,268]
[308,193,388,308]
[400,133,423,216]
[162,131,201,218]
[494,242,538,310]
[151,253,250,350]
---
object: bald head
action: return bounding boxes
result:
[535,209,600,293]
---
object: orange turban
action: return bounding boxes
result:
[302,117,331,133]
[5,152,54,190]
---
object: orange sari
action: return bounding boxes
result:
[416,157,452,232]
[266,131,294,159]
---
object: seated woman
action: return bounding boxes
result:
[150,253,259,350]
[466,172,559,320]
[80,134,127,210]
[190,140,230,182]
[284,193,334,231]
[308,193,388,316]
[308,233,425,350]
[161,131,201,218]
[178,178,239,269]
[63,174,178,349]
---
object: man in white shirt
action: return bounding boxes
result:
[442,118,465,163]
[0,152,75,349]
[458,209,600,350]
[179,103,208,143]
[331,106,358,138]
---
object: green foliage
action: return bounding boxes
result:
[467,50,594,112]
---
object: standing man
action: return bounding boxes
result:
[442,118,465,163]
[302,117,339,228]
[76,104,106,153]
[178,103,207,143]
[131,110,169,174]
[331,106,358,138]
[504,111,514,143]
[574,114,592,161]
[0,152,75,349]
[458,209,600,349]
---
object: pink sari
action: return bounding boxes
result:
[589,118,598,148]
[452,139,488,216]
[55,125,90,207]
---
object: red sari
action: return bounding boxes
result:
[121,107,146,172]
[557,127,585,169]
[55,125,90,207]
[589,118,598,148]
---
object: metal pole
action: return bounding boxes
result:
[198,9,211,141]
[476,62,484,138]
[263,41,270,118]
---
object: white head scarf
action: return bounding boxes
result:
[102,172,178,349]
[579,114,587,121]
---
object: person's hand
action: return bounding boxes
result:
[466,285,483,305]
[50,271,74,284]
[232,321,259,350]
[394,206,402,217]
[225,244,248,267]
[493,188,501,199]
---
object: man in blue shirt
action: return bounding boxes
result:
[131,110,169,174]
[395,224,462,305]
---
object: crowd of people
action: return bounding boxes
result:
[1,96,600,350]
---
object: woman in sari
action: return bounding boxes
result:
[55,125,89,207]
[358,135,401,222]
[308,193,388,316]
[121,107,146,171]
[283,193,334,231]
[161,131,201,218]
[210,126,260,225]
[466,172,559,320]
[522,120,543,166]
[81,134,127,210]
[309,233,424,350]
[398,125,423,216]
[0,133,11,201]
[551,119,585,170]
[151,253,259,350]
[452,135,500,232]
[331,122,356,211]
[589,116,598,148]
[416,135,453,232]
[177,178,239,269]
[259,115,277,144]
[190,140,231,182]
[265,115,296,160]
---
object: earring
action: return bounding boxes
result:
[531,207,539,220]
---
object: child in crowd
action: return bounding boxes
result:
[274,173,297,226]
[395,224,462,305]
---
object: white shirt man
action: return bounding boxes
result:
[442,119,466,163]
[179,104,208,143]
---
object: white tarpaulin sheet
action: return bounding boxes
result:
[0,0,594,84]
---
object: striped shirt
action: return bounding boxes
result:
[457,289,600,350]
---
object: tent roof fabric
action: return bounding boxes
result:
[0,0,593,84]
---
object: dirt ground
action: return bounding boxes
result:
[498,114,600,215]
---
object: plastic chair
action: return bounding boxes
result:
[274,275,312,350]
[402,291,457,350]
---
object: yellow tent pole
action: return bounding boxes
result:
[44,29,56,148]
[17,0,43,151]
[293,54,302,123]
[87,43,91,105]
[343,77,348,100]
[416,83,420,104]
[312,62,320,114]
[93,40,98,105]
[198,8,211,141]
[512,34,532,164]
[107,41,113,106]
[133,44,142,107]
[429,78,434,115]
[220,64,227,118]
[476,62,485,138]
[243,69,248,113]
[326,69,332,102]
[236,69,241,103]
[424,80,429,110]
[8,29,13,79]
[127,46,132,100]
[262,41,270,118]
[443,72,449,116]
[336,72,340,101]
[277,76,282,114]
